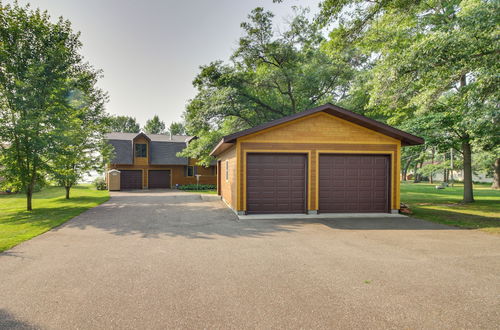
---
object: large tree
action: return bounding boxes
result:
[49,86,111,199]
[180,8,354,165]
[143,115,166,134]
[168,121,186,136]
[0,3,105,210]
[317,0,499,202]
[107,115,140,133]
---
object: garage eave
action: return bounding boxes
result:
[210,140,235,157]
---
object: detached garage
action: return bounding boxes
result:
[211,103,424,215]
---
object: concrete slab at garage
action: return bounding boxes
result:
[210,103,424,215]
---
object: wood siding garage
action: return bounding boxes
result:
[120,170,142,190]
[319,154,390,213]
[148,170,171,189]
[210,104,424,215]
[247,153,307,214]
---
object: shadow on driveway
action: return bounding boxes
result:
[0,309,35,330]
[52,193,459,240]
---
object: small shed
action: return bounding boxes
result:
[107,169,121,191]
[210,103,424,215]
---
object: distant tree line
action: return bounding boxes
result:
[107,114,185,136]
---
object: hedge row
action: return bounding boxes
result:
[177,184,216,191]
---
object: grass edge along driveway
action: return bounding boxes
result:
[0,185,109,252]
[401,182,500,234]
[1,182,498,253]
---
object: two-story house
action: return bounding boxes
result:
[105,132,216,190]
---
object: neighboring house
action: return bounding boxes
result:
[105,132,216,190]
[408,162,493,183]
[210,103,424,215]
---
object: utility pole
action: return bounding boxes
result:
[450,148,454,187]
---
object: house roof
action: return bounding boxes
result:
[150,141,189,165]
[107,139,134,164]
[105,132,193,143]
[210,103,424,156]
[105,132,192,165]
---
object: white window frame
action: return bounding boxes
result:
[225,160,229,182]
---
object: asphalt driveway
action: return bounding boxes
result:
[1,190,499,329]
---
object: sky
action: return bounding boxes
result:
[12,0,321,127]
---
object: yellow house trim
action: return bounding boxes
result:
[239,141,399,145]
[395,140,401,208]
[236,140,242,211]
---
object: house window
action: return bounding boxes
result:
[186,166,194,177]
[225,160,229,181]
[135,144,147,158]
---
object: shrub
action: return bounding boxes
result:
[93,177,107,190]
[2,180,44,193]
[177,184,216,191]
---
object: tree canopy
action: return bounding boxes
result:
[180,7,354,165]
[143,115,166,134]
[0,3,109,209]
[180,0,499,196]
[316,0,500,200]
[168,121,186,136]
[107,115,140,133]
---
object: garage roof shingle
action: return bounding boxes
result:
[210,103,424,156]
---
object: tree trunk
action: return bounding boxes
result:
[419,160,424,182]
[26,184,33,211]
[413,163,420,183]
[462,139,474,203]
[492,158,500,189]
[429,148,435,184]
[65,186,71,199]
[402,157,412,182]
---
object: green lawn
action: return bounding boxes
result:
[0,185,109,252]
[401,182,500,234]
[181,189,217,194]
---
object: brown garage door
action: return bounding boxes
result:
[148,170,170,189]
[319,154,390,213]
[247,153,307,214]
[120,170,142,190]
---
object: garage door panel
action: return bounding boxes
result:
[319,154,389,213]
[291,192,305,200]
[291,181,305,188]
[120,170,142,190]
[247,169,262,176]
[148,170,170,189]
[247,153,307,214]
[276,191,292,199]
